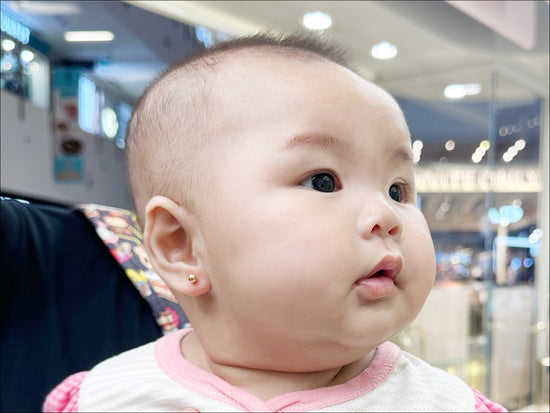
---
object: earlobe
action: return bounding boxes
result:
[143,196,211,296]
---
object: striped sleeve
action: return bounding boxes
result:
[472,387,508,412]
[43,371,88,412]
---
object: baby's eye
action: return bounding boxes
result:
[389,183,404,202]
[301,172,340,193]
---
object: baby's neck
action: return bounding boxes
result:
[181,331,375,401]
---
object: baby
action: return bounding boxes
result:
[44,34,506,412]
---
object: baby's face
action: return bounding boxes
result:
[193,55,436,371]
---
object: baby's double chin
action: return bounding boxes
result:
[210,351,375,401]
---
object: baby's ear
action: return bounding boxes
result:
[143,196,211,296]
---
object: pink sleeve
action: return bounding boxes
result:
[472,387,508,412]
[43,371,88,412]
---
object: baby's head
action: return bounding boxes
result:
[126,34,351,226]
[126,34,436,372]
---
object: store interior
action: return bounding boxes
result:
[1,1,549,411]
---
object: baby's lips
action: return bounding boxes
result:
[357,254,403,283]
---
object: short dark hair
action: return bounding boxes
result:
[181,32,353,70]
[144,32,356,98]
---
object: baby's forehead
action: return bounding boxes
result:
[156,47,403,142]
[160,46,385,108]
[202,49,384,101]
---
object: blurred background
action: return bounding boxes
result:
[1,1,548,410]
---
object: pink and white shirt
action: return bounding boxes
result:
[44,329,506,412]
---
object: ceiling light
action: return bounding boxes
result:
[412,139,423,163]
[444,83,481,99]
[465,83,481,95]
[471,140,491,163]
[7,1,81,15]
[412,140,423,151]
[371,41,397,60]
[445,140,455,151]
[514,139,526,150]
[20,49,34,62]
[444,85,466,99]
[64,31,115,42]
[1,39,16,51]
[475,147,486,156]
[302,11,332,30]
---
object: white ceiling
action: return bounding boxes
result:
[130,0,549,101]
[3,1,548,102]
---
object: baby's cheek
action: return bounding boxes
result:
[403,229,436,295]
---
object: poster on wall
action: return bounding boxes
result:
[53,66,86,182]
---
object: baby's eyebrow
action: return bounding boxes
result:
[282,133,353,155]
[282,133,414,165]
[392,146,415,164]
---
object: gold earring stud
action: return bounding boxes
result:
[188,273,197,283]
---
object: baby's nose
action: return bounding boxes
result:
[357,193,403,240]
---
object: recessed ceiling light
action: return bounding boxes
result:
[475,147,486,156]
[7,1,81,15]
[480,140,490,150]
[472,153,482,163]
[444,83,481,99]
[302,11,332,30]
[371,41,397,60]
[444,85,466,99]
[412,139,423,163]
[514,139,526,150]
[1,39,16,51]
[20,49,35,62]
[64,31,115,42]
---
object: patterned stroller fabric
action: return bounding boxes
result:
[78,204,189,334]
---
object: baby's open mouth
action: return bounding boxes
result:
[355,254,403,295]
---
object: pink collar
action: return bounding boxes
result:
[155,328,401,412]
